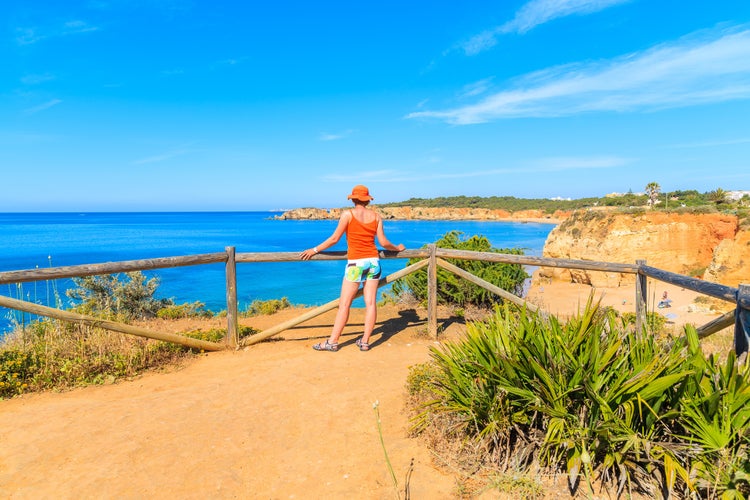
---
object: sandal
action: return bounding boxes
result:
[312,340,338,352]
[355,338,370,351]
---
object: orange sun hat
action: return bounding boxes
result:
[347,185,374,201]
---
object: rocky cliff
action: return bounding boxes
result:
[535,210,746,288]
[277,206,749,289]
[275,206,570,222]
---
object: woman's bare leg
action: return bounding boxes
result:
[360,279,379,345]
[328,279,360,344]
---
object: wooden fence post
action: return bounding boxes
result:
[427,244,438,339]
[225,246,239,348]
[635,259,647,334]
[734,284,750,357]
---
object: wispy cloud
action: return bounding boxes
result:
[460,0,631,55]
[323,170,403,182]
[15,19,100,45]
[211,56,249,70]
[132,149,193,165]
[458,78,494,99]
[664,137,750,149]
[20,73,56,85]
[319,129,355,141]
[323,156,629,183]
[0,131,60,144]
[505,0,631,35]
[24,99,63,114]
[411,25,750,124]
[161,68,185,76]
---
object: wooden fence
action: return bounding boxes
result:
[0,246,748,353]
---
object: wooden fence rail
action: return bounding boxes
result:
[0,246,747,354]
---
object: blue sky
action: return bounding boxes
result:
[3,1,750,211]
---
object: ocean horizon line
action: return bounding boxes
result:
[0,210,287,215]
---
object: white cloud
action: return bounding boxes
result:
[503,0,631,35]
[24,99,63,114]
[132,149,192,165]
[15,28,44,45]
[21,73,56,85]
[411,25,750,124]
[323,170,400,182]
[461,29,504,57]
[665,137,750,149]
[458,78,494,99]
[319,130,354,141]
[15,20,99,45]
[322,156,629,184]
[215,57,248,67]
[460,0,631,55]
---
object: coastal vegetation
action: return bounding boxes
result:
[0,272,259,398]
[391,231,528,307]
[381,184,750,218]
[407,299,750,499]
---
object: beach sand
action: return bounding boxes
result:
[0,284,736,498]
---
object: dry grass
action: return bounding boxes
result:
[1,318,199,397]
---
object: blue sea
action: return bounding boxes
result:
[0,212,556,333]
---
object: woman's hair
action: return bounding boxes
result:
[352,199,370,207]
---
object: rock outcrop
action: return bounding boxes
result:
[535,210,744,288]
[274,206,570,222]
[704,226,750,288]
[277,206,750,290]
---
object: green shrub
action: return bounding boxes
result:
[181,325,258,345]
[243,297,292,316]
[411,298,750,498]
[392,231,528,307]
[620,310,668,333]
[157,301,213,319]
[0,349,37,398]
[66,271,172,321]
[0,315,249,398]
[406,362,443,403]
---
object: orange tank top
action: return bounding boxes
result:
[346,212,379,259]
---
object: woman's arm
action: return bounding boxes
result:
[300,211,351,260]
[375,218,405,252]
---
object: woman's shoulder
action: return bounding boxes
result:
[362,208,379,224]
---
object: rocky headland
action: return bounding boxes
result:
[274,206,571,223]
[278,206,749,297]
[533,210,748,297]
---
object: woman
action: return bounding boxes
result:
[300,185,405,351]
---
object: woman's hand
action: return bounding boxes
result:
[396,243,405,252]
[300,248,318,260]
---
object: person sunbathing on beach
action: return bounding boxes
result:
[300,185,405,352]
[658,291,672,308]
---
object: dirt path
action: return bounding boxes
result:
[0,285,733,499]
[0,305,462,499]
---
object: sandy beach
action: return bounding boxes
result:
[525,277,735,352]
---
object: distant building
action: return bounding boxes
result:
[605,192,644,198]
[727,190,750,201]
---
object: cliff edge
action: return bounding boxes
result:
[534,210,747,289]
[274,206,570,222]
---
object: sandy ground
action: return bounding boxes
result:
[0,283,736,499]
[0,305,465,500]
[527,279,728,327]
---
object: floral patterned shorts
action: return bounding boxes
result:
[344,258,382,283]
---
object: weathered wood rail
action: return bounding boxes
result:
[0,246,748,354]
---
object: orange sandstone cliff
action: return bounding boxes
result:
[277,207,749,289]
[535,211,745,288]
[275,206,570,222]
